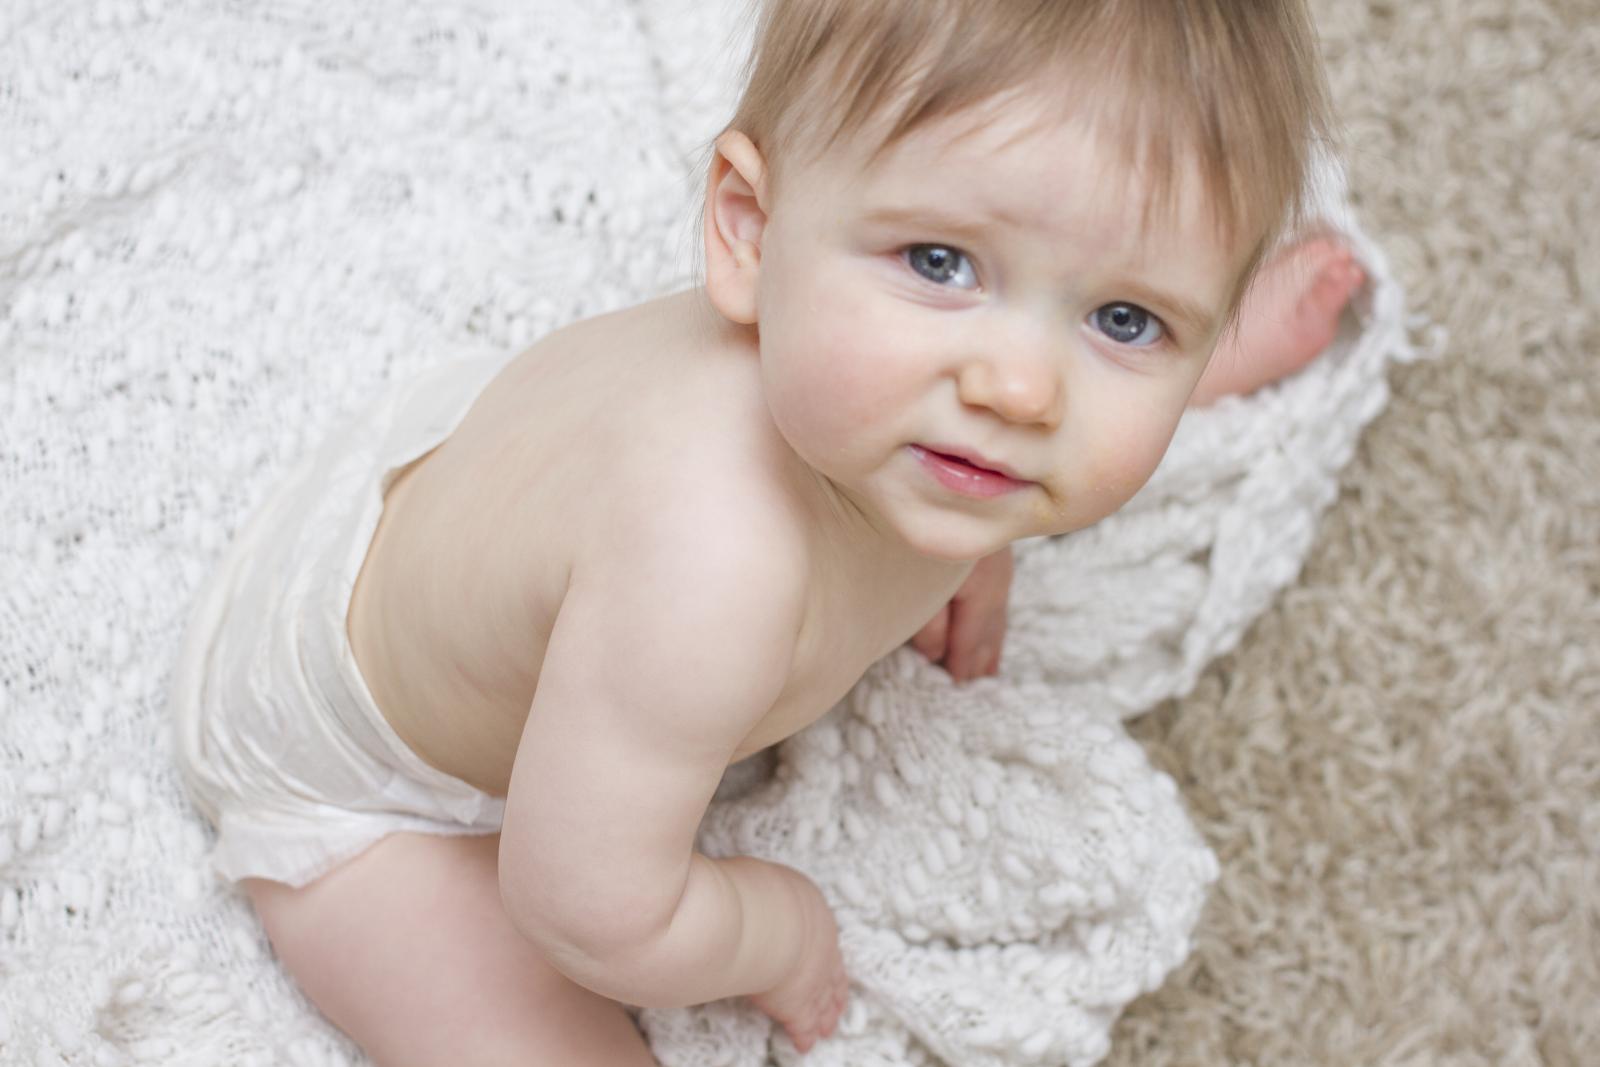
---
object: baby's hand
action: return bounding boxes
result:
[747,874,849,1053]
[909,545,1013,683]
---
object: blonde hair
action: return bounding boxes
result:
[704,0,1338,332]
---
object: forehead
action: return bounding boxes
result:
[793,87,1228,267]
[842,95,1219,259]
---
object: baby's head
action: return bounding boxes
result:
[699,0,1336,561]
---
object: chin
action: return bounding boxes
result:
[896,517,1005,564]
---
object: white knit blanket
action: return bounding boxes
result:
[0,0,1417,1064]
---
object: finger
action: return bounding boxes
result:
[944,599,999,682]
[989,544,1016,588]
[961,648,995,683]
[909,606,950,662]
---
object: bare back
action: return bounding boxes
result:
[346,291,969,796]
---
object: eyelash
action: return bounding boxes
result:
[900,243,1173,350]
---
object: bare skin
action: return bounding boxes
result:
[1189,235,1366,407]
[241,97,1363,1062]
[251,289,942,1064]
[244,233,1358,1066]
[915,236,1366,684]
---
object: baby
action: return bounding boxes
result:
[170,0,1360,1062]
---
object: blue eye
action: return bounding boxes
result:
[905,245,978,290]
[1090,303,1165,347]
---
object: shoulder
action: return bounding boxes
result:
[586,459,809,633]
[563,297,815,676]
[586,349,814,617]
[568,441,812,704]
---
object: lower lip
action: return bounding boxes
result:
[909,445,1031,499]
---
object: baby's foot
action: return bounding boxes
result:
[1188,236,1366,407]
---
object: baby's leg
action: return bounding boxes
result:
[1188,235,1366,407]
[244,832,658,1067]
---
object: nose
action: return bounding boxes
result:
[955,337,1064,428]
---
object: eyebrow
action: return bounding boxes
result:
[861,204,1014,239]
[860,204,1223,344]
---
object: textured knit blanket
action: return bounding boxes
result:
[0,0,1417,1064]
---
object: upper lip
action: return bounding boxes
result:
[917,443,1030,483]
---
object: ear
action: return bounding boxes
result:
[703,130,770,325]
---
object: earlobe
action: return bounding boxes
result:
[703,130,770,326]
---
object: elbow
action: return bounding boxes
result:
[497,849,682,1005]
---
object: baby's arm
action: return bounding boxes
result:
[497,514,842,1036]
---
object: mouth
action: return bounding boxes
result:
[909,444,1032,499]
[920,444,1025,481]
[933,450,994,473]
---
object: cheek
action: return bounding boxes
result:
[1071,398,1186,516]
[762,278,911,458]
[1090,440,1167,503]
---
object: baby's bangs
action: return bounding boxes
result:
[765,0,1329,271]
[868,9,1316,244]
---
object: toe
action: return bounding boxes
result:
[1341,260,1368,295]
[1302,257,1365,321]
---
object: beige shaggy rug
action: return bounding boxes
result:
[1104,0,1600,1063]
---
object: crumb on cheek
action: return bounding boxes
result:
[1030,487,1070,528]
[1097,452,1164,509]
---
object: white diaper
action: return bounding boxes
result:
[170,355,512,888]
